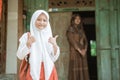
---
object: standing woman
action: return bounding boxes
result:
[66,14,89,80]
[17,10,60,80]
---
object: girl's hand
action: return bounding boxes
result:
[48,35,58,46]
[49,35,59,55]
[26,33,35,48]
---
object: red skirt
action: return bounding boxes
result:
[25,62,58,80]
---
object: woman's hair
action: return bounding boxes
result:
[70,13,83,30]
[69,13,84,37]
[69,13,88,49]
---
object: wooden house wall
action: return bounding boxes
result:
[15,0,120,80]
[96,0,120,80]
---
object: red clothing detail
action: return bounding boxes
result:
[24,62,58,80]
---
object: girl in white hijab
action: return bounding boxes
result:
[17,10,60,80]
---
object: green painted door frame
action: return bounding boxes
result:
[96,0,120,80]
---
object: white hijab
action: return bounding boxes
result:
[29,10,54,80]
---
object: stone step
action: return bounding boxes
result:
[0,74,17,80]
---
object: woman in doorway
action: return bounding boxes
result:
[66,13,89,80]
[17,10,60,80]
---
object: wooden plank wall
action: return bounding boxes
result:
[96,0,120,80]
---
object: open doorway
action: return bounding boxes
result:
[49,11,97,80]
[73,11,97,80]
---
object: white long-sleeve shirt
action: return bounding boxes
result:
[17,33,60,62]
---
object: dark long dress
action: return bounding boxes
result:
[66,27,89,80]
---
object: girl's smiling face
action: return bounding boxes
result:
[35,13,48,30]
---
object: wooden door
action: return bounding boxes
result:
[96,0,120,80]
